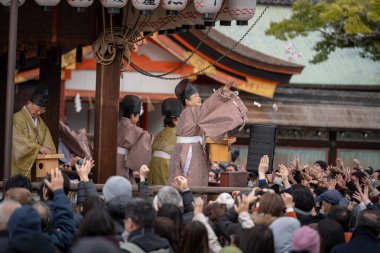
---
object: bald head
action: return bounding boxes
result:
[5,187,32,205]
[0,200,22,231]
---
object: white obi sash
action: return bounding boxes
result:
[176,136,203,176]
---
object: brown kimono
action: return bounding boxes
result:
[168,88,248,187]
[116,117,153,182]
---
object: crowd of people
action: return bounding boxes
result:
[1,155,379,253]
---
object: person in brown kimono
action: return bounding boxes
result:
[168,79,248,187]
[117,95,153,183]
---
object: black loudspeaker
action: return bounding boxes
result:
[247,124,277,172]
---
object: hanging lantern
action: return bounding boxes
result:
[228,0,256,26]
[0,0,25,7]
[35,0,60,12]
[132,0,160,16]
[218,0,233,26]
[100,0,128,14]
[67,0,94,13]
[161,0,188,16]
[194,0,222,21]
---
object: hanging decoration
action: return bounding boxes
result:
[132,0,160,16]
[92,0,272,83]
[0,0,25,6]
[67,0,94,12]
[194,0,222,20]
[161,0,188,16]
[228,0,256,26]
[100,0,128,14]
[74,93,82,113]
[35,0,60,11]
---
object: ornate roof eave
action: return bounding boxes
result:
[190,29,304,75]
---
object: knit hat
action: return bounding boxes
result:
[102,176,132,203]
[270,217,301,253]
[291,226,320,253]
[215,193,234,209]
[315,190,343,205]
[7,206,41,236]
[72,237,119,253]
[314,160,327,170]
[220,246,243,253]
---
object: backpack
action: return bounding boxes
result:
[120,242,171,253]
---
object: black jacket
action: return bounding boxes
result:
[5,233,56,253]
[121,228,172,253]
[45,189,75,252]
[331,228,380,253]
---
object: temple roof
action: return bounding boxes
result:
[216,5,380,87]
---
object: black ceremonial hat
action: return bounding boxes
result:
[30,82,49,107]
[120,95,142,116]
[174,78,198,106]
[162,98,183,117]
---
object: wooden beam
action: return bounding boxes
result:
[40,48,62,148]
[65,89,175,101]
[93,51,122,183]
[59,80,65,121]
[237,137,380,150]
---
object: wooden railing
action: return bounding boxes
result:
[0,181,250,197]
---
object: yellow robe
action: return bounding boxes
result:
[11,107,56,178]
[148,126,176,185]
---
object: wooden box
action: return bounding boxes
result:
[206,137,236,162]
[33,154,64,180]
[220,171,248,187]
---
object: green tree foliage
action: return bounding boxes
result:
[266,0,380,63]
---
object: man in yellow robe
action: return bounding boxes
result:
[148,98,183,185]
[11,83,56,178]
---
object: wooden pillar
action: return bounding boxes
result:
[60,80,65,121]
[40,47,62,148]
[93,51,122,183]
[0,55,7,180]
[328,131,337,165]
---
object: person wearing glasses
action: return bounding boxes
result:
[11,82,56,178]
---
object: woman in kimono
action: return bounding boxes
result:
[168,79,247,187]
[117,95,153,183]
[148,98,183,185]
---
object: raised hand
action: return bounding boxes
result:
[335,174,346,189]
[281,193,295,209]
[76,158,94,182]
[44,168,64,192]
[223,79,235,91]
[290,156,300,171]
[234,195,249,214]
[140,165,150,182]
[175,176,189,191]
[193,197,204,216]
[258,155,269,180]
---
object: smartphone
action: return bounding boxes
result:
[76,159,83,166]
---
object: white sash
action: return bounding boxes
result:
[176,136,203,176]
[153,150,171,160]
[176,136,203,145]
[117,147,129,161]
